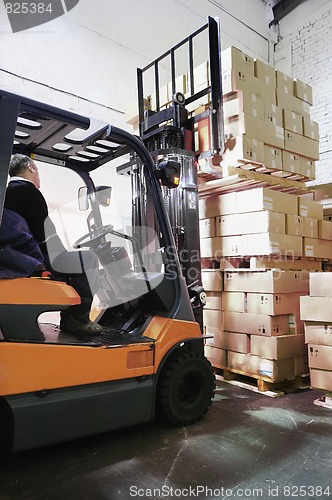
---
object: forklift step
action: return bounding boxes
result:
[75,328,156,347]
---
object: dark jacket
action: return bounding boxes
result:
[5,179,49,254]
[0,208,45,279]
[5,179,65,259]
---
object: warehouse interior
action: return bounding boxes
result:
[0,0,332,498]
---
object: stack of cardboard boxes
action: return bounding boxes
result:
[123,45,326,387]
[125,46,318,183]
[199,186,332,381]
[199,187,332,262]
[197,46,318,180]
[204,268,309,383]
[300,273,332,396]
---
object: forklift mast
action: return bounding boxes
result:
[136,16,224,330]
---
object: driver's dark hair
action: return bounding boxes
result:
[9,154,34,177]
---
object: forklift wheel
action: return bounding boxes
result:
[157,350,215,426]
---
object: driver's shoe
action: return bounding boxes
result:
[60,314,103,336]
[60,299,103,336]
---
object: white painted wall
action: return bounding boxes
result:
[275,0,332,186]
[0,0,274,126]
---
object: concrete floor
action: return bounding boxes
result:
[1,381,331,500]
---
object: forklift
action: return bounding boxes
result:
[0,17,224,452]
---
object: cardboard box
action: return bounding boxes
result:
[204,345,227,369]
[125,97,151,125]
[314,183,332,204]
[222,68,276,103]
[304,321,332,346]
[200,236,242,258]
[246,292,304,316]
[221,46,255,74]
[149,83,171,110]
[228,351,295,381]
[224,331,251,353]
[324,207,332,222]
[251,334,306,360]
[310,272,332,297]
[276,88,311,117]
[222,291,246,313]
[294,78,313,105]
[221,135,265,167]
[298,197,323,219]
[216,211,285,237]
[196,105,210,153]
[236,187,298,215]
[206,292,223,310]
[241,232,302,257]
[284,130,319,160]
[205,329,224,348]
[203,309,224,330]
[282,151,301,174]
[318,220,332,240]
[286,214,304,236]
[282,110,303,134]
[309,368,332,391]
[289,311,305,335]
[303,117,319,140]
[224,311,291,336]
[301,296,332,322]
[168,74,188,98]
[201,269,223,291]
[188,85,210,112]
[205,328,250,353]
[276,70,294,94]
[264,102,283,127]
[300,157,315,179]
[200,218,216,239]
[223,90,264,120]
[254,59,276,86]
[224,113,284,149]
[199,192,237,218]
[264,146,282,170]
[295,354,309,376]
[303,237,332,258]
[193,61,210,89]
[249,256,322,272]
[308,344,332,370]
[303,218,318,238]
[224,270,309,293]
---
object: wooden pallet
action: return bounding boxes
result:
[201,256,323,272]
[198,165,313,196]
[215,368,310,398]
[220,256,323,272]
[231,161,312,182]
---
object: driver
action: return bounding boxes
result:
[4,154,103,336]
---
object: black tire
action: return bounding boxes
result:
[156,350,215,426]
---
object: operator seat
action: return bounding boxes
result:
[0,277,80,341]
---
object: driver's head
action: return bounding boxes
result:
[9,154,41,189]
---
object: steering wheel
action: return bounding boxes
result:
[73,224,114,249]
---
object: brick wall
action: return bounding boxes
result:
[277,5,332,186]
[292,8,332,185]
